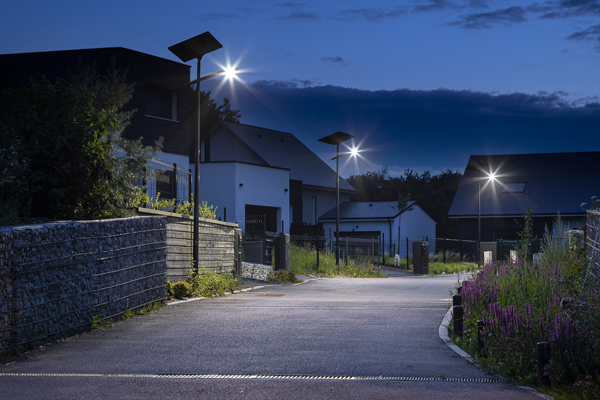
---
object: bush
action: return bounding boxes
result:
[456,214,600,393]
[187,267,241,298]
[270,269,302,283]
[172,281,191,299]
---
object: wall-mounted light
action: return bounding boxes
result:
[284,188,288,192]
[239,183,243,187]
[356,224,359,228]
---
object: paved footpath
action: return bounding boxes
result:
[0,270,542,399]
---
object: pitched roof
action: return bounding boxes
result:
[214,121,356,192]
[319,201,416,220]
[448,151,600,218]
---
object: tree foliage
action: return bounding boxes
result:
[0,61,161,224]
[346,168,463,238]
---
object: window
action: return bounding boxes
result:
[145,84,177,120]
[501,182,526,194]
[156,170,174,200]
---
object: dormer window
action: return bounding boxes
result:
[501,182,526,194]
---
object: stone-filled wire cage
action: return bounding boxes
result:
[0,217,167,356]
[586,210,600,289]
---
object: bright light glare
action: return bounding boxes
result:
[350,147,359,157]
[223,66,237,80]
[488,173,496,181]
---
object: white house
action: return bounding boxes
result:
[193,121,356,234]
[319,201,437,257]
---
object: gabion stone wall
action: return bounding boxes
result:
[241,262,273,282]
[0,217,167,355]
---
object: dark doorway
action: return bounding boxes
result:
[245,205,278,233]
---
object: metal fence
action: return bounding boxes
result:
[141,159,192,206]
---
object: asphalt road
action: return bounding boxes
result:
[0,270,541,399]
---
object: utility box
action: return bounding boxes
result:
[412,241,429,275]
[480,242,497,264]
[275,234,290,271]
[243,241,264,264]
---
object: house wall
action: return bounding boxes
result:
[321,205,436,252]
[0,48,191,158]
[302,187,351,225]
[196,162,290,232]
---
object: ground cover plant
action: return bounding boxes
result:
[269,269,302,283]
[290,243,386,278]
[428,261,479,275]
[456,216,600,398]
[167,267,241,300]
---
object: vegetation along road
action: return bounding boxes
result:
[0,271,541,399]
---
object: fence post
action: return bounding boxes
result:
[443,237,446,264]
[235,229,242,282]
[345,237,349,265]
[329,228,332,254]
[173,163,177,205]
[460,239,463,262]
[371,238,375,265]
[382,233,385,265]
[262,214,267,265]
[537,342,550,385]
[477,320,485,357]
[316,235,320,272]
[453,305,463,337]
[224,207,226,223]
[188,169,192,203]
[406,238,409,269]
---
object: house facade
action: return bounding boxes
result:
[319,201,437,256]
[195,121,357,234]
[0,47,192,203]
[448,152,600,242]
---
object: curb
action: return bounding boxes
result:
[167,285,266,306]
[439,308,555,400]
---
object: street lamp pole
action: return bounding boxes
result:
[318,131,356,267]
[169,32,224,273]
[466,161,490,266]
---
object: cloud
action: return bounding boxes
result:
[321,56,348,65]
[275,2,308,7]
[567,22,600,49]
[277,11,321,21]
[448,6,527,29]
[204,80,600,175]
[337,8,408,22]
[537,0,600,19]
[413,0,457,13]
[198,13,238,20]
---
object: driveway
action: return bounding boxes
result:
[0,271,541,399]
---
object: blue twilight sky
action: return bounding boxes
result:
[1,0,600,178]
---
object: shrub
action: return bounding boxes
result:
[187,267,241,298]
[270,269,302,283]
[172,281,192,299]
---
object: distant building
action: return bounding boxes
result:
[197,121,356,233]
[448,152,600,241]
[319,201,437,256]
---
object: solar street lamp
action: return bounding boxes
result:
[318,131,357,267]
[465,161,493,266]
[169,32,230,273]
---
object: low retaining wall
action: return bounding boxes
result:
[136,208,241,282]
[241,262,272,282]
[0,217,167,355]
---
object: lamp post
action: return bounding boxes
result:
[465,161,492,266]
[168,32,225,273]
[318,131,356,266]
